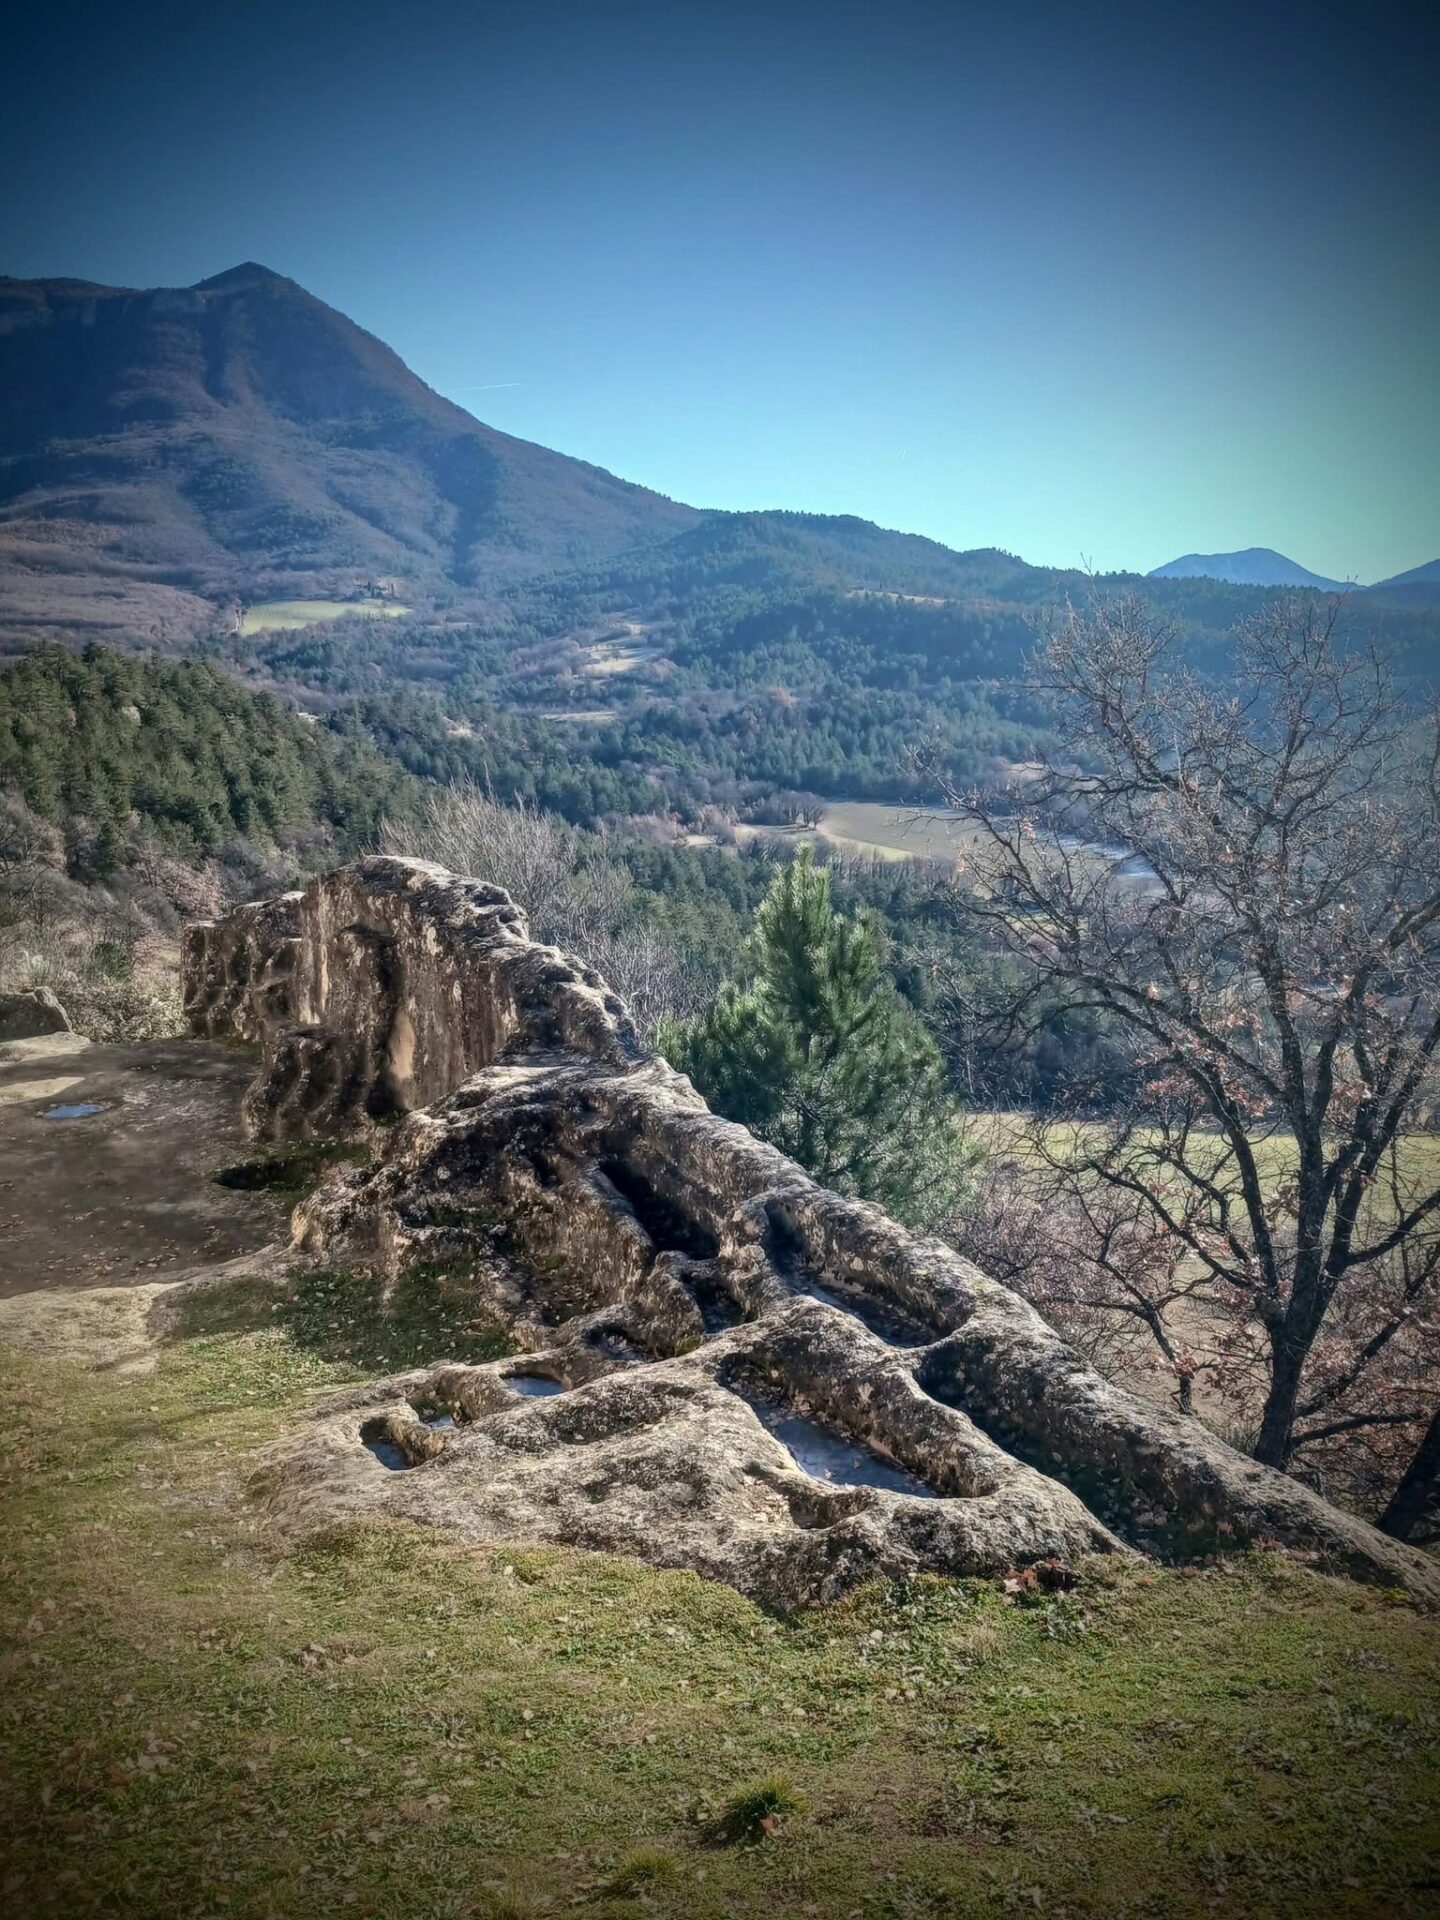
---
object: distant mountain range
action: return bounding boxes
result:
[1149,547,1440,604]
[1377,559,1440,589]
[1364,558,1440,611]
[0,262,1436,643]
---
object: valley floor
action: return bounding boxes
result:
[1,1043,1437,1919]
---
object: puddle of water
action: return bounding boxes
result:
[41,1102,105,1120]
[364,1409,454,1465]
[746,1397,936,1498]
[800,1279,928,1348]
[507,1373,566,1397]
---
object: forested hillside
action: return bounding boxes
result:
[0,265,698,644]
[223,512,1440,825]
[0,645,413,873]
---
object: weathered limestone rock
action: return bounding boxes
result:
[0,986,71,1040]
[182,892,302,1047]
[185,858,1440,1606]
[253,1317,1121,1612]
[185,860,637,1137]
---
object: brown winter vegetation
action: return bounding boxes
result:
[935,598,1440,1544]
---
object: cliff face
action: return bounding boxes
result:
[183,857,1440,1607]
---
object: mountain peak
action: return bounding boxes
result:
[1149,547,1348,591]
[193,262,295,293]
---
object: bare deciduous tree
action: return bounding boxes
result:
[935,596,1440,1538]
[950,1151,1208,1410]
[382,780,629,946]
[0,796,66,936]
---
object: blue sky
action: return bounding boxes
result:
[4,0,1436,580]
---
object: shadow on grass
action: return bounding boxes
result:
[173,1260,516,1374]
[210,1138,371,1199]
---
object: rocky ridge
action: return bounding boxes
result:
[182,857,1440,1607]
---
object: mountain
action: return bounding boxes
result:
[1364,559,1440,611]
[1148,547,1348,590]
[0,259,1122,653]
[1375,559,1440,587]
[1,262,1432,665]
[0,263,698,643]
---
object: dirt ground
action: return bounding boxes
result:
[0,1033,286,1296]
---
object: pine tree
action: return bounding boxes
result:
[662,850,977,1227]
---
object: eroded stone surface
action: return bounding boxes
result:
[185,858,1440,1606]
[183,860,638,1140]
[0,1037,291,1296]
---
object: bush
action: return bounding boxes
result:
[5,935,183,1044]
[604,1848,682,1894]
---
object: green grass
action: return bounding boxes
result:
[238,598,410,635]
[172,1260,517,1375]
[978,1112,1440,1204]
[1,1305,1438,1917]
[604,1847,683,1894]
[708,1775,807,1846]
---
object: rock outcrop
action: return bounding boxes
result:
[0,986,71,1040]
[184,858,1440,1606]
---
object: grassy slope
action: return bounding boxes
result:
[2,1302,1438,1920]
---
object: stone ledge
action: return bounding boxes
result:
[184,858,1440,1606]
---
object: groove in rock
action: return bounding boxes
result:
[740,1391,937,1499]
[598,1159,720,1259]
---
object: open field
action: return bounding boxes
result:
[3,1276,1438,1918]
[817,800,976,864]
[735,803,977,866]
[742,805,1148,886]
[239,598,411,635]
[581,642,663,677]
[977,1112,1440,1197]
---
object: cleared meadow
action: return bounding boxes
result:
[239,598,411,635]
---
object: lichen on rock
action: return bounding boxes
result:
[184,857,1440,1606]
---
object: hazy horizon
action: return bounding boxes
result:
[4,0,1436,580]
